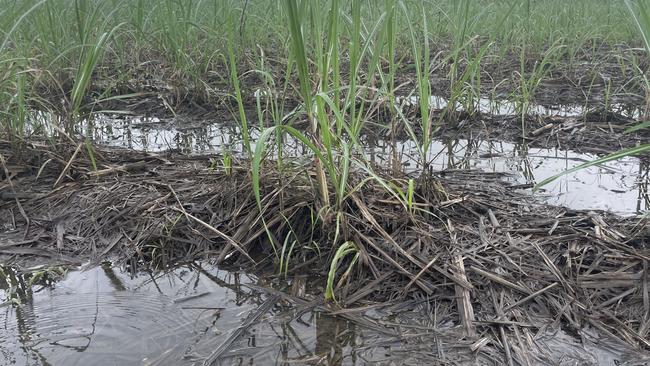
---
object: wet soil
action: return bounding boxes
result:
[85,113,650,214]
[31,41,648,126]
[2,262,648,365]
[1,139,650,364]
[4,42,650,365]
[434,107,650,157]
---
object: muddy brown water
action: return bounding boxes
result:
[1,263,647,366]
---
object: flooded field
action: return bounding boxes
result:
[402,95,644,119]
[3,1,650,364]
[1,263,392,365]
[2,263,647,366]
[89,113,649,215]
[2,104,650,365]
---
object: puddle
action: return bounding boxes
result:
[88,115,242,153]
[1,264,647,366]
[87,115,307,157]
[87,114,649,216]
[374,138,650,215]
[399,95,643,118]
[0,263,404,365]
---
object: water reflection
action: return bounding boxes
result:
[86,113,650,215]
[87,115,242,154]
[369,137,650,215]
[0,263,397,366]
[2,263,647,365]
[398,95,643,119]
[87,114,308,157]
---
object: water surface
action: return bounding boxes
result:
[0,263,396,365]
[2,263,647,366]
[88,115,649,215]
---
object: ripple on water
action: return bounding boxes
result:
[2,263,649,365]
[0,268,217,365]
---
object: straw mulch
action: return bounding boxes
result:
[1,140,649,362]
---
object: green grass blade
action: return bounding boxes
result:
[325,241,359,302]
[284,0,312,112]
[625,0,650,54]
[534,144,650,191]
[624,120,650,134]
[0,0,48,52]
[252,125,336,210]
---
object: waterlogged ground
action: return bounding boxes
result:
[0,263,403,365]
[1,263,645,366]
[402,95,644,119]
[5,100,648,365]
[375,139,649,214]
[87,110,649,215]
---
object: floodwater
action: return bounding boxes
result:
[372,138,649,215]
[0,263,405,365]
[398,95,643,119]
[2,263,647,366]
[7,102,649,366]
[87,113,649,215]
